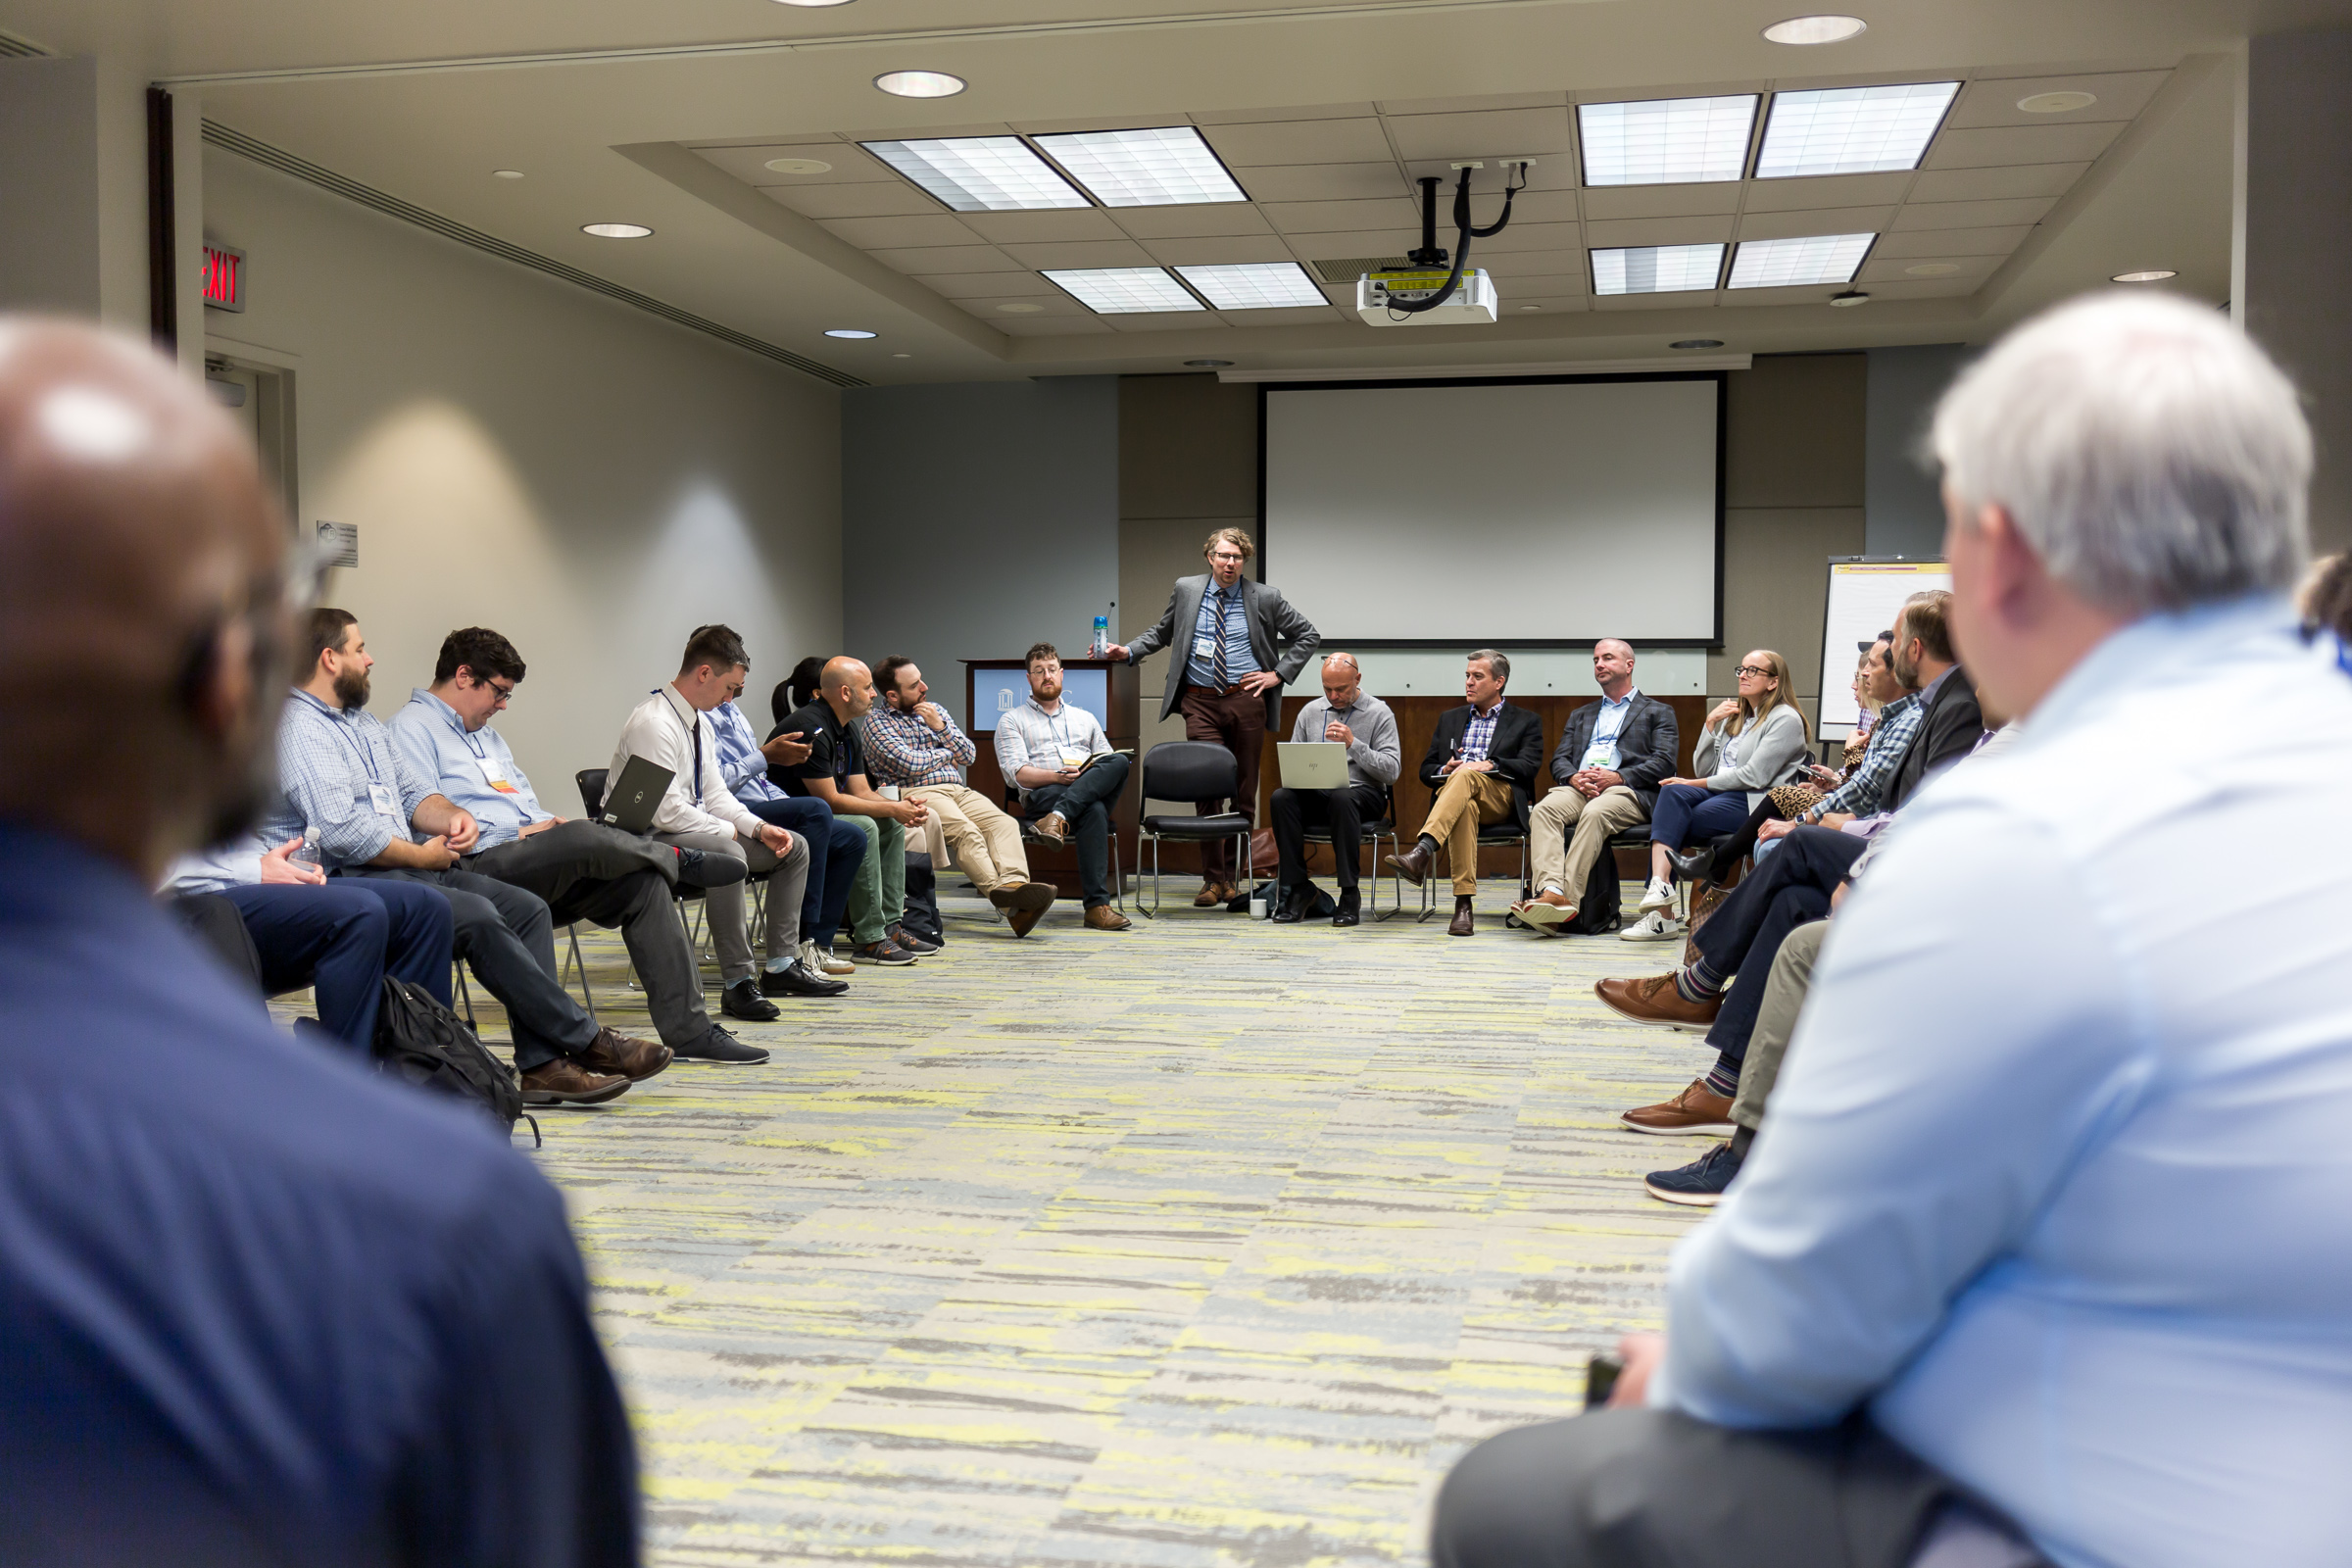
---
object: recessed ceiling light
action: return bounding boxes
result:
[1828,289,1871,307]
[1185,359,1235,368]
[859,136,1086,211]
[581,222,653,238]
[1762,14,1868,44]
[997,302,1046,314]
[1729,232,1876,288]
[2111,270,2178,283]
[1042,268,1204,315]
[1755,81,1960,178]
[823,328,878,339]
[1578,96,1758,186]
[874,70,965,99]
[1174,262,1327,310]
[891,353,912,359]
[1672,338,1726,349]
[1030,126,1248,207]
[1905,262,1962,276]
[1519,305,1543,312]
[1592,244,1726,295]
[492,169,524,179]
[762,157,833,175]
[2018,90,2097,115]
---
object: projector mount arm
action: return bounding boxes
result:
[1387,159,1531,316]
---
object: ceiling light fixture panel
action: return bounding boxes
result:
[1592,243,1726,294]
[1755,81,1961,178]
[1174,263,1327,310]
[874,70,965,98]
[1578,96,1759,186]
[859,136,1089,211]
[1762,14,1867,43]
[1042,267,1206,314]
[1030,126,1248,207]
[582,222,653,238]
[1728,231,1875,287]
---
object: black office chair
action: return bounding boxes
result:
[1134,741,1253,918]
[1416,819,1531,922]
[1297,784,1402,920]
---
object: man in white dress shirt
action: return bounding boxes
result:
[1433,294,2352,1568]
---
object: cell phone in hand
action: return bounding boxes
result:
[1585,1353,1622,1410]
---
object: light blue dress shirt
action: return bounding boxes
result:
[709,700,786,805]
[384,689,553,852]
[256,690,436,870]
[1579,688,1638,771]
[1652,595,2352,1568]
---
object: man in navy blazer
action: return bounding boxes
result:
[1106,527,1320,903]
[1388,651,1545,936]
[1516,640,1680,933]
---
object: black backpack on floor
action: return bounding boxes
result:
[371,977,536,1145]
[1569,850,1626,935]
[900,851,945,947]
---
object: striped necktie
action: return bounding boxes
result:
[1214,588,1233,686]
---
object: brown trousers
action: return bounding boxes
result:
[1179,683,1265,882]
[1421,769,1517,895]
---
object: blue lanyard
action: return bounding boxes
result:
[316,701,382,786]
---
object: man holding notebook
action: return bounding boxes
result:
[1268,652,1399,927]
[994,643,1132,931]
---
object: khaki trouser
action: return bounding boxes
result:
[1529,784,1648,903]
[906,782,1030,894]
[1420,769,1517,895]
[1731,917,1829,1132]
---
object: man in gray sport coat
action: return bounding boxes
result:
[1105,526,1320,901]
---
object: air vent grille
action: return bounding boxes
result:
[1309,256,1414,286]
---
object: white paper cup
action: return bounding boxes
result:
[1250,895,1268,919]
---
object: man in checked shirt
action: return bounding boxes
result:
[863,657,1056,937]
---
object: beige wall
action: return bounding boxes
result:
[201,147,842,789]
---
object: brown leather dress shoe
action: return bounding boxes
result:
[518,1057,631,1106]
[577,1028,671,1082]
[1194,881,1227,907]
[1084,904,1133,931]
[1386,841,1435,887]
[999,879,1055,938]
[1620,1078,1735,1136]
[1446,895,1475,936]
[1595,972,1722,1030]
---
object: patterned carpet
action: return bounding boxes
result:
[312,872,1715,1565]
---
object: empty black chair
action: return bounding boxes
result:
[1134,741,1253,918]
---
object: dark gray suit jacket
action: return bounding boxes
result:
[1548,693,1681,812]
[1125,573,1321,728]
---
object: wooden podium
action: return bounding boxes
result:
[961,657,1142,898]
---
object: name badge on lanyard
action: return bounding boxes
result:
[476,757,520,795]
[1194,634,1218,660]
[367,781,400,817]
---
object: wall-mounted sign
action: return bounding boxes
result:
[202,244,245,313]
[317,520,358,569]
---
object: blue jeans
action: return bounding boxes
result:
[744,795,863,950]
[221,880,455,1051]
[1649,783,1752,855]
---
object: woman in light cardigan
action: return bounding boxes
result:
[1639,649,1809,913]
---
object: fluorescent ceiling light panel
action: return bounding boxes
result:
[1728,232,1875,287]
[1578,96,1758,186]
[858,136,1088,211]
[1030,126,1248,207]
[1592,244,1726,294]
[1174,263,1327,310]
[1042,267,1206,314]
[1754,81,1960,178]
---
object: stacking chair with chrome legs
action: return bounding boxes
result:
[1134,741,1253,918]
[1298,784,1404,920]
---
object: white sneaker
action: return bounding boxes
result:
[1619,909,1684,942]
[1637,876,1677,913]
[800,939,855,977]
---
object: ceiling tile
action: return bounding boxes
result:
[855,122,1017,142]
[1739,172,1912,212]
[1191,102,1378,124]
[957,209,1130,244]
[1475,260,1587,288]
[1496,188,1582,224]
[1586,215,1736,248]
[1402,157,1577,192]
[1200,118,1395,167]
[1505,298,1593,315]
[994,316,1116,335]
[1870,225,2032,258]
[867,244,1025,275]
[818,214,980,250]
[1280,227,1418,258]
[1106,313,1225,331]
[1384,107,1575,161]
[1944,71,2170,129]
[1857,254,1996,283]
[1258,197,1422,233]
[1000,239,1159,269]
[690,141,897,186]
[1243,164,1415,202]
[1926,122,2126,169]
[1889,196,2055,231]
[1843,275,1980,300]
[956,294,1090,320]
[912,271,1060,300]
[1007,112,1193,135]
[1907,163,2088,202]
[1592,292,1718,312]
[1580,184,1739,220]
[1735,206,1894,241]
[760,182,939,220]
[1377,91,1567,115]
[1718,282,1852,309]
[1142,235,1300,267]
[1470,220,1583,255]
[1221,305,1348,326]
[1108,205,1275,239]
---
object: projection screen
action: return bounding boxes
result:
[1262,376,1722,644]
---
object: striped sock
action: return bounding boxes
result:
[1703,1056,1740,1099]
[1674,959,1727,1004]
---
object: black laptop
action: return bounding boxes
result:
[599,755,675,834]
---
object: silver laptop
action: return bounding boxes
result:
[599,755,676,834]
[1277,741,1350,790]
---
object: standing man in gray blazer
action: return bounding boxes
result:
[1105,527,1320,905]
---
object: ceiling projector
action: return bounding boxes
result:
[1358,268,1499,326]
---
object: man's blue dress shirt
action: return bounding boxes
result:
[386,688,555,851]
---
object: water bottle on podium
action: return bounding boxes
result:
[1090,614,1109,658]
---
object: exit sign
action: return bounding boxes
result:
[202,243,245,313]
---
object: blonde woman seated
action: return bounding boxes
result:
[1625,649,1808,940]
